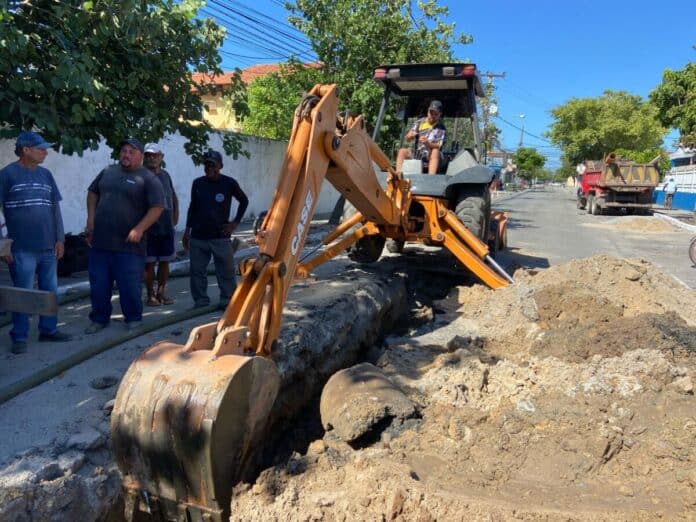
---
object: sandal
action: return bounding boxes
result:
[158,295,174,305]
[146,297,162,306]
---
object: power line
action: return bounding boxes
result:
[496,114,556,146]
[201,0,316,68]
[202,5,312,60]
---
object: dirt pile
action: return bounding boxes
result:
[231,255,696,521]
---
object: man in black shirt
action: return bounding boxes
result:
[183,149,248,309]
[85,138,165,332]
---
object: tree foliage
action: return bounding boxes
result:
[0,0,246,160]
[245,0,471,147]
[649,62,696,147]
[546,90,666,166]
[512,147,545,182]
[240,61,323,140]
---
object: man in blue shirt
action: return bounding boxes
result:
[0,131,72,354]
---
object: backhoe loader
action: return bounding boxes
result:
[111,63,513,522]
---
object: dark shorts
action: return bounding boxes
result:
[146,233,175,263]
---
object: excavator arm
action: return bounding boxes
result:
[111,84,511,522]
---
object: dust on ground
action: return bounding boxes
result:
[231,255,696,521]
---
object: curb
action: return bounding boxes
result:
[652,211,696,233]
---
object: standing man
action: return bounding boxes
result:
[143,143,179,306]
[663,176,677,210]
[84,138,164,333]
[182,149,248,309]
[0,131,72,353]
[395,100,447,175]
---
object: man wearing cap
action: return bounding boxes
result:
[143,143,179,306]
[182,149,248,309]
[395,100,447,175]
[0,131,72,353]
[663,176,677,210]
[84,138,165,333]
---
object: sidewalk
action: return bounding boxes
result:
[652,207,696,232]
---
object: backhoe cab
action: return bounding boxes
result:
[343,63,503,257]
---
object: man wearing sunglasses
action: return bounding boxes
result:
[395,100,447,175]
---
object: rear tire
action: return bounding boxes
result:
[592,198,602,215]
[342,200,386,264]
[689,237,696,266]
[587,194,595,215]
[454,185,491,242]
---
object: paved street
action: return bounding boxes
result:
[495,187,696,289]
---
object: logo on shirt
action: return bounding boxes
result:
[215,193,225,203]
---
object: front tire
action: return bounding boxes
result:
[689,237,696,266]
[386,239,405,254]
[454,185,491,242]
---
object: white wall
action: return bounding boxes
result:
[0,133,340,235]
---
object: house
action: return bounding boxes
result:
[192,65,278,130]
[192,63,321,130]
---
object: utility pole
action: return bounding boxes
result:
[480,72,505,163]
[518,114,525,148]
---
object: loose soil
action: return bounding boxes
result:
[231,255,696,521]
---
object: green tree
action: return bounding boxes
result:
[0,0,247,160]
[512,147,546,182]
[245,0,471,146]
[546,90,666,166]
[649,62,696,146]
[240,60,323,140]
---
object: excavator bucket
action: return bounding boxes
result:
[111,341,280,522]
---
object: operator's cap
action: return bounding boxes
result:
[428,100,443,113]
[144,142,163,154]
[203,149,223,165]
[119,137,144,153]
[16,131,52,150]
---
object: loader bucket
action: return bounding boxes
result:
[111,341,280,522]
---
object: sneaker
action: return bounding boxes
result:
[85,322,107,334]
[11,341,27,354]
[124,321,142,332]
[38,331,73,343]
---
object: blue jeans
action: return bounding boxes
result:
[9,249,59,343]
[88,248,145,325]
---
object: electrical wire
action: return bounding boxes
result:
[201,0,316,68]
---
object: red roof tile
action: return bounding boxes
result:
[192,62,322,90]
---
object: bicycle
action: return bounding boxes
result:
[690,235,696,266]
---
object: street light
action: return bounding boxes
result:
[518,114,525,148]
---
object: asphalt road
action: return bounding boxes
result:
[494,187,696,289]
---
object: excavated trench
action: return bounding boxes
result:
[104,253,474,522]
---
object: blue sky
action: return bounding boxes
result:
[208,0,696,169]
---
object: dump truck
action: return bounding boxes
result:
[576,153,659,215]
[111,63,513,522]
